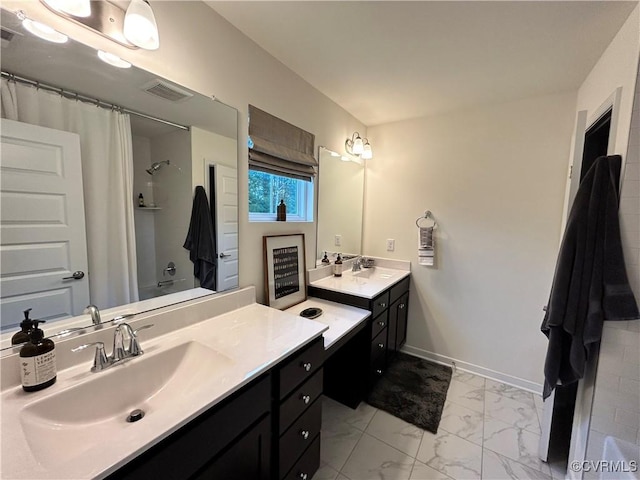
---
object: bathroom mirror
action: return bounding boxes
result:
[316,147,365,264]
[0,9,238,343]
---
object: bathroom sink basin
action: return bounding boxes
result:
[351,266,398,280]
[19,341,234,468]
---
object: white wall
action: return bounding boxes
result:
[365,91,577,388]
[11,0,366,304]
[191,126,237,190]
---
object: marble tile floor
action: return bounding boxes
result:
[318,370,567,480]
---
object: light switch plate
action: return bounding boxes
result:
[335,235,342,246]
[386,239,395,251]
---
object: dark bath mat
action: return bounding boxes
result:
[366,352,452,434]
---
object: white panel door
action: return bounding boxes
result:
[214,164,238,291]
[1,119,89,328]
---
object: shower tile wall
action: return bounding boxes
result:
[132,135,158,291]
[586,60,640,463]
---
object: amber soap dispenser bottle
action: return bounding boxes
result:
[20,320,57,392]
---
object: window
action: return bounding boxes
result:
[249,170,313,222]
[247,105,317,222]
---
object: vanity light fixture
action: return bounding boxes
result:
[345,132,373,159]
[39,0,160,50]
[123,0,159,50]
[97,50,132,69]
[17,11,68,44]
[42,0,91,18]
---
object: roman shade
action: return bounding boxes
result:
[248,105,317,181]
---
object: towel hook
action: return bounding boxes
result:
[416,210,437,229]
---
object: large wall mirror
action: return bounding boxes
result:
[0,9,238,344]
[316,146,365,264]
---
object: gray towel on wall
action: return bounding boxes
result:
[183,186,216,290]
[541,155,639,399]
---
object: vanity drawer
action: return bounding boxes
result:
[369,354,386,386]
[370,329,387,364]
[279,368,323,432]
[279,398,322,477]
[371,291,390,318]
[279,337,324,400]
[371,311,388,339]
[282,434,320,480]
[390,276,410,303]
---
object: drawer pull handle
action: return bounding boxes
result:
[299,474,308,480]
[378,343,385,349]
[399,303,406,309]
[300,429,310,440]
[301,362,312,372]
[376,369,383,375]
[378,321,386,327]
[379,302,387,308]
[301,394,311,404]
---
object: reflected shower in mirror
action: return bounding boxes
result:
[316,147,365,264]
[0,8,238,341]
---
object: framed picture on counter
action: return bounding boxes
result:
[263,233,307,309]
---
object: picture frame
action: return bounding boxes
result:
[263,233,307,309]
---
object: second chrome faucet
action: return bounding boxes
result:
[72,322,154,372]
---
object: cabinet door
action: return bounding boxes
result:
[193,414,271,480]
[387,300,399,360]
[396,292,409,348]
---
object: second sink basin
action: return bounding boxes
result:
[20,341,234,468]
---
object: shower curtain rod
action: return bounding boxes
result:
[1,71,190,131]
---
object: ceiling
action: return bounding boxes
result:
[207,1,637,127]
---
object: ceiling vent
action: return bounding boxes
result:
[1,28,17,48]
[141,79,193,103]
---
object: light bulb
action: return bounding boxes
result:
[362,143,373,160]
[43,0,91,17]
[22,17,68,43]
[97,51,132,69]
[352,135,364,155]
[124,0,159,50]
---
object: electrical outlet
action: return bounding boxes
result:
[386,238,395,251]
[334,234,342,246]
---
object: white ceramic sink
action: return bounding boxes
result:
[351,266,399,280]
[19,341,233,468]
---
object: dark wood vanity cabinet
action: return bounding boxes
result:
[273,337,324,480]
[107,337,325,480]
[309,274,410,398]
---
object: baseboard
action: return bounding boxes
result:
[401,344,543,395]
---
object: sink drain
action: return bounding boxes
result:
[126,409,145,423]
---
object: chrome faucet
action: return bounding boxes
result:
[352,256,363,272]
[72,322,154,372]
[84,304,101,325]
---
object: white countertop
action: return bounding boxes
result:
[1,300,327,479]
[308,264,410,299]
[285,298,371,350]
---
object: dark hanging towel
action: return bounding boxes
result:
[183,186,216,290]
[541,155,638,399]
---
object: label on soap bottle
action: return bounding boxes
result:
[20,351,56,387]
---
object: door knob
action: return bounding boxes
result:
[62,271,85,280]
[219,252,231,258]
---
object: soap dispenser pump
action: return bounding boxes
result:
[333,253,343,277]
[321,251,330,265]
[19,320,56,392]
[11,308,34,346]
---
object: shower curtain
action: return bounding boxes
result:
[1,79,139,308]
